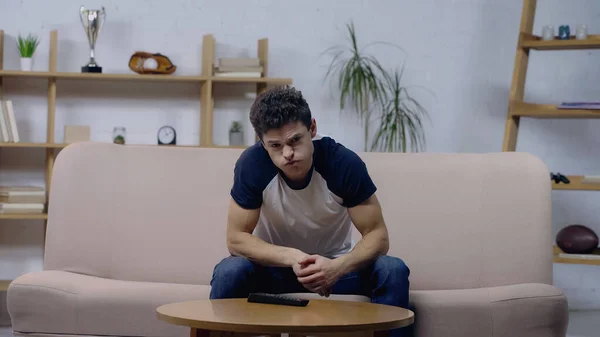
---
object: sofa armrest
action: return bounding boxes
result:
[410,283,568,337]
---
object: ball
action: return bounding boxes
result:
[556,224,599,254]
[143,58,158,70]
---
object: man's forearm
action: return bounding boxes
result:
[336,226,389,274]
[227,232,306,267]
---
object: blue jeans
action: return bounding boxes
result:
[209,255,411,337]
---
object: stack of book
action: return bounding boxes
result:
[0,186,45,214]
[214,58,263,78]
[0,100,19,143]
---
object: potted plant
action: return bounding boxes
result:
[322,21,432,152]
[17,34,40,71]
[229,121,244,146]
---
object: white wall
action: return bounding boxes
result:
[1,0,600,320]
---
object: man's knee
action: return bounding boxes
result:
[374,255,410,282]
[211,256,255,283]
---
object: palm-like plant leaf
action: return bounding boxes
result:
[322,20,431,152]
[371,67,430,152]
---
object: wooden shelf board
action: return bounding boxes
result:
[0,213,48,220]
[0,70,208,83]
[554,246,600,265]
[552,175,600,191]
[522,33,600,50]
[212,76,292,84]
[0,142,252,149]
[0,280,12,291]
[511,102,600,118]
[0,142,68,148]
[0,70,292,85]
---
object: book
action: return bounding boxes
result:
[0,102,9,142]
[557,102,600,110]
[217,58,260,67]
[0,203,44,214]
[4,100,19,142]
[0,186,46,203]
[214,72,262,78]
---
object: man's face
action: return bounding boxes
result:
[261,119,317,182]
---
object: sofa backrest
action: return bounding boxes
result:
[43,142,553,290]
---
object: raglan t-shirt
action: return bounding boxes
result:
[230,135,377,258]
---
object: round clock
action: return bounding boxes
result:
[157,125,176,145]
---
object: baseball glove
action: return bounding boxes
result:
[128,51,177,75]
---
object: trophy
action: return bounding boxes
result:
[79,5,106,73]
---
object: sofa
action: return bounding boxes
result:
[7,141,568,337]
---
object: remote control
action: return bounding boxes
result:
[247,293,309,307]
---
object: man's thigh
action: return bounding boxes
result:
[263,266,311,294]
[330,270,370,296]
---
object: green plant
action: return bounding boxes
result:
[230,121,242,133]
[322,20,431,152]
[371,67,430,152]
[17,34,40,58]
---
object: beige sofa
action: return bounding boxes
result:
[7,142,568,337]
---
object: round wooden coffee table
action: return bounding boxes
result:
[156,298,413,337]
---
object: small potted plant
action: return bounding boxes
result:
[229,121,244,146]
[17,34,40,71]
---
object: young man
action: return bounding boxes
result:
[210,86,410,337]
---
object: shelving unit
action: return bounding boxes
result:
[502,0,600,265]
[0,29,292,286]
[553,246,600,266]
[0,280,11,292]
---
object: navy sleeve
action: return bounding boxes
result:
[314,137,378,208]
[230,145,276,209]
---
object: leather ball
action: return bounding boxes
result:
[556,224,599,254]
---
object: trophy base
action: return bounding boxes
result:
[82,65,102,73]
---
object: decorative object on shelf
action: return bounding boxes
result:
[64,125,90,143]
[112,126,126,144]
[550,172,570,184]
[157,125,176,145]
[79,5,106,73]
[558,25,570,40]
[16,34,40,71]
[229,121,244,146]
[214,58,262,78]
[322,20,432,152]
[541,25,555,40]
[576,24,588,40]
[129,52,176,75]
[556,224,599,254]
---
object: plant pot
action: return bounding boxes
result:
[20,57,33,71]
[229,131,244,146]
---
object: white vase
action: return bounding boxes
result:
[20,57,33,71]
[229,132,244,146]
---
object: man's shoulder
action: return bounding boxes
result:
[313,135,366,174]
[230,142,278,209]
[312,135,377,208]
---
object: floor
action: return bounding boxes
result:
[0,311,599,337]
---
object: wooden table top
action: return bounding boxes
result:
[156,298,414,334]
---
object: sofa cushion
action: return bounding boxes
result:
[409,283,568,337]
[8,271,210,337]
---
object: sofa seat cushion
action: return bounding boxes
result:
[409,283,568,337]
[8,270,211,337]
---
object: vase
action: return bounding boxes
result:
[113,126,126,144]
[229,131,244,146]
[20,57,33,71]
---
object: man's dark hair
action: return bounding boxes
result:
[249,85,312,139]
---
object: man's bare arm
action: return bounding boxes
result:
[335,194,390,275]
[226,198,307,267]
